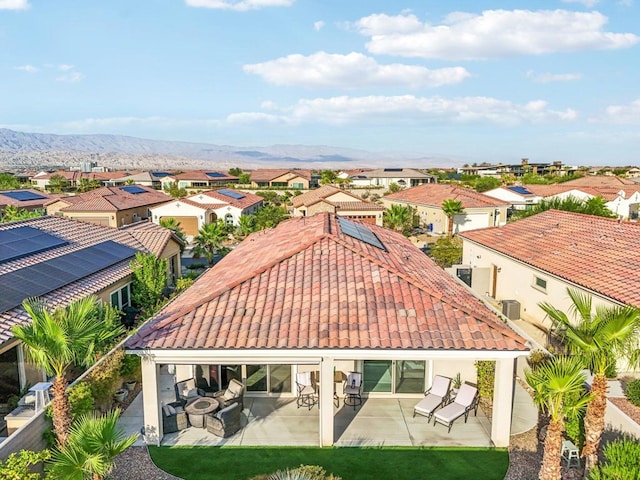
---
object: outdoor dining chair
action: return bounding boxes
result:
[295,372,318,410]
[343,371,363,409]
[413,375,451,421]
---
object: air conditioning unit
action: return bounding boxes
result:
[501,300,521,320]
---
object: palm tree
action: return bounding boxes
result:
[159,217,187,251]
[383,204,412,233]
[236,214,257,239]
[47,410,137,480]
[12,297,124,446]
[539,289,640,474]
[441,199,464,237]
[525,356,590,480]
[192,219,229,265]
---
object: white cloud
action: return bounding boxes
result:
[313,21,324,31]
[184,0,294,11]
[355,10,639,60]
[226,95,578,126]
[0,0,29,10]
[56,72,85,83]
[617,0,633,5]
[526,71,582,83]
[243,52,470,89]
[604,98,640,123]
[57,64,75,71]
[14,64,38,73]
[561,0,600,7]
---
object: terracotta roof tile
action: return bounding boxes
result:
[53,186,170,212]
[291,186,382,211]
[460,210,640,308]
[128,213,527,352]
[384,183,509,209]
[249,169,312,182]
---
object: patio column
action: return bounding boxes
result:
[491,357,515,447]
[141,356,162,446]
[319,357,334,447]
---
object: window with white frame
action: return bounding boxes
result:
[532,276,547,293]
[110,283,131,309]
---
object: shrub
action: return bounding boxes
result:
[186,263,207,270]
[119,353,141,380]
[251,465,341,480]
[625,379,640,407]
[85,349,125,412]
[589,438,640,480]
[175,277,194,292]
[67,382,95,420]
[527,349,553,370]
[475,360,495,403]
[564,386,587,449]
[0,449,50,480]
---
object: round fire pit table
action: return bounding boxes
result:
[184,397,219,428]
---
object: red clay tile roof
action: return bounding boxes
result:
[384,183,509,209]
[53,186,171,212]
[460,210,640,308]
[0,217,176,345]
[191,189,263,210]
[127,213,527,352]
[292,186,382,211]
[561,175,636,187]
[249,169,312,182]
[335,201,385,212]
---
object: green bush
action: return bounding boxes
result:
[625,379,640,407]
[119,353,141,380]
[186,263,207,270]
[183,270,201,280]
[564,386,587,449]
[475,360,495,402]
[0,449,50,479]
[175,277,194,292]
[250,465,341,480]
[67,382,95,420]
[589,438,640,480]
[86,349,125,411]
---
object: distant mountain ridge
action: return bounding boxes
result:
[0,128,452,170]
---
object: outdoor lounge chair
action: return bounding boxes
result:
[296,372,318,410]
[206,402,242,438]
[433,384,479,433]
[413,375,451,421]
[344,371,363,409]
[212,378,245,410]
[162,401,189,434]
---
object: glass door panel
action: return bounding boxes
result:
[395,360,425,393]
[363,360,392,392]
[246,365,267,392]
[269,365,291,393]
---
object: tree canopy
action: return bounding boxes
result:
[509,196,617,222]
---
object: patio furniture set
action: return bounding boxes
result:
[296,371,362,410]
[413,375,480,433]
[162,378,245,437]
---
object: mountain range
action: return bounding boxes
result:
[0,128,452,171]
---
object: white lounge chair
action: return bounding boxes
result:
[295,372,318,410]
[433,384,479,433]
[413,375,451,421]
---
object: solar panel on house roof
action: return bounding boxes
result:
[383,168,403,172]
[507,186,534,195]
[205,172,226,178]
[0,240,137,313]
[337,217,386,251]
[120,185,147,194]
[217,189,245,200]
[152,172,170,177]
[2,190,47,201]
[0,226,68,264]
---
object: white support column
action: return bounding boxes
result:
[319,357,335,447]
[141,356,162,446]
[491,357,515,447]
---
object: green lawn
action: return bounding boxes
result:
[149,446,509,480]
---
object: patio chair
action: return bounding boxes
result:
[174,378,208,403]
[433,384,479,433]
[206,402,242,438]
[343,371,362,409]
[296,372,318,410]
[162,401,189,434]
[413,375,451,421]
[212,378,245,410]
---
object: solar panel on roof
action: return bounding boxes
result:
[152,172,170,177]
[507,186,533,195]
[0,240,137,313]
[120,185,147,194]
[337,217,386,251]
[2,190,47,201]
[205,172,226,178]
[0,226,68,264]
[217,189,245,200]
[383,168,403,172]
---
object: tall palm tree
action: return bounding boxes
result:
[383,204,412,233]
[12,297,124,446]
[159,217,187,252]
[441,199,464,237]
[525,356,590,480]
[48,410,137,480]
[539,289,640,475]
[192,219,229,265]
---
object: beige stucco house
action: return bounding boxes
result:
[291,185,384,225]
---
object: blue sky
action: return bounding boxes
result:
[1,0,639,166]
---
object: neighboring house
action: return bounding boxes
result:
[0,216,182,404]
[160,171,238,191]
[248,169,314,189]
[348,168,436,189]
[559,175,637,187]
[291,185,384,226]
[105,171,173,189]
[45,185,171,227]
[627,167,640,178]
[382,184,509,235]
[150,188,263,235]
[0,189,61,216]
[126,213,528,447]
[458,210,640,344]
[30,170,134,190]
[483,186,542,211]
[458,159,577,178]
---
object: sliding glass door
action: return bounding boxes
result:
[363,360,425,394]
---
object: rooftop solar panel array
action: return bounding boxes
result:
[337,217,386,251]
[0,226,68,264]
[2,190,47,201]
[217,189,245,200]
[383,168,403,172]
[152,172,170,177]
[205,172,226,178]
[120,185,147,194]
[507,186,534,195]
[0,240,137,313]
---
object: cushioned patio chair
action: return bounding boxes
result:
[162,401,189,434]
[174,378,208,403]
[206,402,242,438]
[433,383,479,433]
[413,375,451,421]
[295,372,318,410]
[212,378,245,410]
[343,371,363,409]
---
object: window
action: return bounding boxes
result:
[225,213,234,226]
[110,284,131,309]
[292,182,304,189]
[533,276,547,292]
